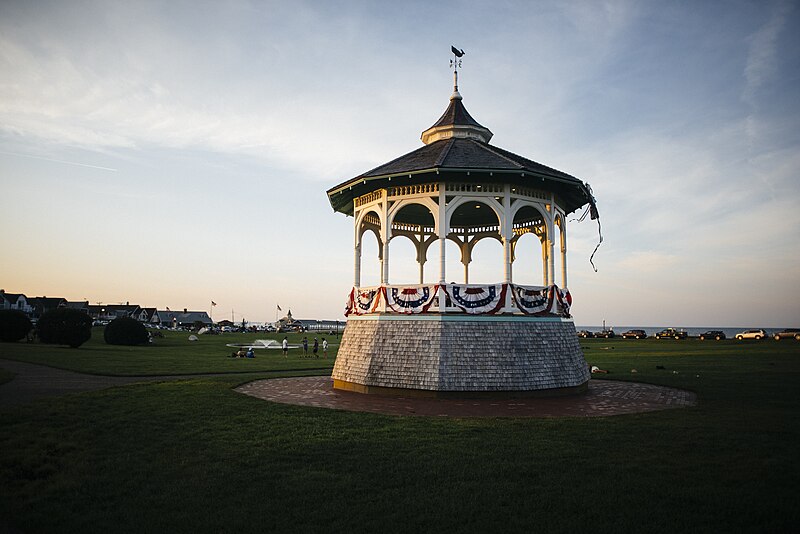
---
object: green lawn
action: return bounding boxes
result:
[1,337,798,532]
[0,369,14,386]
[0,327,338,375]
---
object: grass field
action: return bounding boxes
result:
[0,327,337,375]
[1,336,799,533]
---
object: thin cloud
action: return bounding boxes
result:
[0,149,117,172]
[742,1,792,106]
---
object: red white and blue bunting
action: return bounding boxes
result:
[444,283,508,315]
[344,287,381,316]
[384,285,439,314]
[511,284,571,317]
[345,283,571,317]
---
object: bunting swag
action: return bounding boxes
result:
[445,283,507,315]
[511,285,551,315]
[511,284,572,317]
[384,285,439,314]
[345,284,571,316]
[556,287,572,317]
[345,287,380,316]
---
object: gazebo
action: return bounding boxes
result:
[327,55,599,396]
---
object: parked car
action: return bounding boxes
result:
[655,328,687,340]
[594,329,615,338]
[621,329,647,339]
[735,329,767,340]
[699,330,726,341]
[577,330,594,338]
[772,328,800,341]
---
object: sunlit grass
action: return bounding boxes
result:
[0,327,338,375]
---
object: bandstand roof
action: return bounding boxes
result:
[328,82,595,218]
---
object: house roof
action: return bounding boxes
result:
[0,292,26,304]
[28,297,67,309]
[157,311,212,324]
[327,89,594,217]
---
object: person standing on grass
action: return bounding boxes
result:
[282,336,288,357]
[302,336,308,357]
[313,337,319,358]
[322,337,328,358]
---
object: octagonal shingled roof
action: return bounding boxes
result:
[328,89,595,217]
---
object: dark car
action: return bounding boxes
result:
[655,328,687,340]
[594,329,615,338]
[773,328,800,341]
[621,329,647,339]
[699,330,726,341]
[577,330,594,338]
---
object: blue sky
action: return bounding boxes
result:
[1,0,798,327]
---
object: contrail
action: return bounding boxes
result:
[0,150,118,172]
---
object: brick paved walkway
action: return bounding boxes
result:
[236,376,697,417]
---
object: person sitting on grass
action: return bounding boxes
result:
[246,348,255,358]
[237,348,247,358]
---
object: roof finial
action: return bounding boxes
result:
[450,45,465,100]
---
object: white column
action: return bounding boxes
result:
[438,184,447,312]
[541,236,548,286]
[382,240,390,284]
[380,200,390,285]
[503,189,512,284]
[417,234,425,284]
[547,217,555,286]
[560,223,568,289]
[354,243,362,288]
[502,185,513,312]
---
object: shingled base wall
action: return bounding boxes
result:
[332,315,589,396]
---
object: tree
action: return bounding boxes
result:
[37,308,92,348]
[0,310,32,342]
[104,317,148,346]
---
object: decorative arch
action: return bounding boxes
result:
[387,201,439,284]
[445,195,504,233]
[387,197,440,235]
[445,198,503,284]
[355,207,384,248]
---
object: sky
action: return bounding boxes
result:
[1,0,799,327]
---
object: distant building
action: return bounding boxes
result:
[276,309,304,332]
[156,309,212,327]
[0,290,32,314]
[87,304,141,321]
[65,301,90,314]
[135,307,157,323]
[27,296,68,318]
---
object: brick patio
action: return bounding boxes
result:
[235,376,696,417]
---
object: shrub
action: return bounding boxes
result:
[37,308,92,348]
[0,309,33,342]
[104,317,148,346]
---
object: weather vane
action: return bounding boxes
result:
[450,45,465,71]
[450,46,465,94]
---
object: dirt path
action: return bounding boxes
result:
[0,358,180,406]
